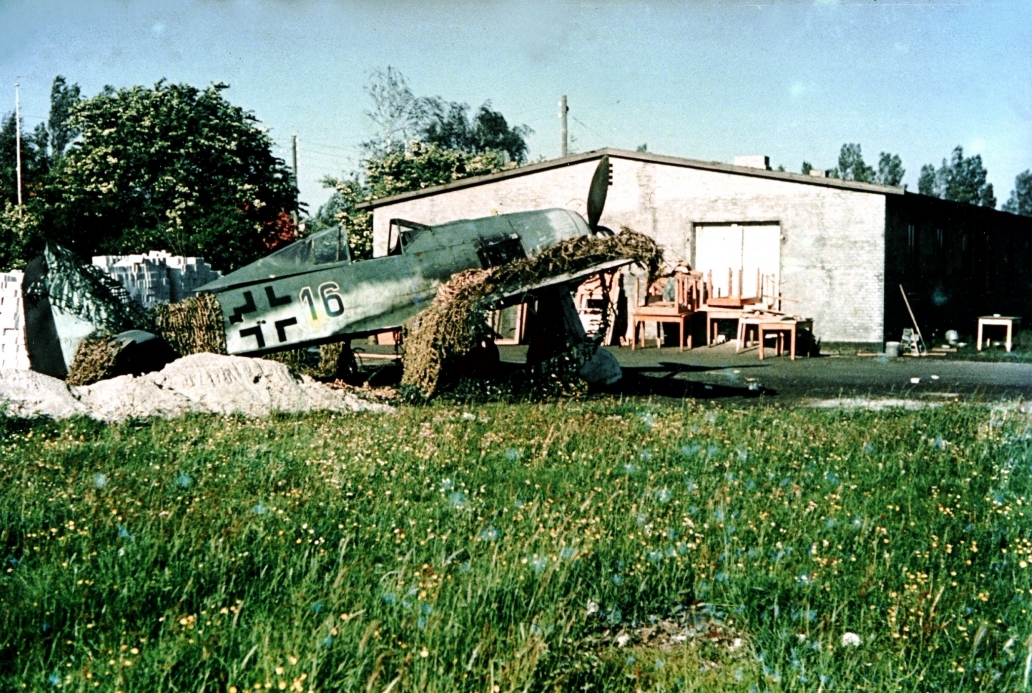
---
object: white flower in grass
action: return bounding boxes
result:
[840,632,862,648]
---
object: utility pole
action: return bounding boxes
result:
[291,135,299,228]
[15,83,23,217]
[559,95,568,158]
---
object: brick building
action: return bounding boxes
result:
[361,148,1031,347]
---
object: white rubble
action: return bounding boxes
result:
[0,353,393,422]
[0,369,87,419]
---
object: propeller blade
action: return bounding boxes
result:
[586,154,610,231]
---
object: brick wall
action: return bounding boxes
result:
[371,156,889,343]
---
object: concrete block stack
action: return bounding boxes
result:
[163,255,222,302]
[0,271,30,370]
[92,252,220,308]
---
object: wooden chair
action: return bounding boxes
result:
[631,271,702,350]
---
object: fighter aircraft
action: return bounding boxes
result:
[198,156,623,357]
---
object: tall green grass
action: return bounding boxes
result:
[1,400,1029,691]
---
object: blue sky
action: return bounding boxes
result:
[1,0,1029,212]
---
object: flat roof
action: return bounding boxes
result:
[356,147,905,210]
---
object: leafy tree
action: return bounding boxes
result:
[917,146,995,208]
[876,152,905,187]
[801,161,812,175]
[917,164,937,196]
[0,113,50,208]
[826,144,905,186]
[1001,170,1032,217]
[323,68,530,259]
[326,142,515,259]
[44,81,298,270]
[47,76,82,160]
[361,66,531,163]
[420,99,531,164]
[362,66,427,156]
[833,143,875,183]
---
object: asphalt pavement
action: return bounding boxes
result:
[497,343,1032,403]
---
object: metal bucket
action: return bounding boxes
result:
[885,341,900,358]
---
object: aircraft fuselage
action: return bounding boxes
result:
[199,208,593,356]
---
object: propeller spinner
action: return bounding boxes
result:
[586,154,610,232]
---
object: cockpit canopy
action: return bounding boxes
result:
[200,226,351,291]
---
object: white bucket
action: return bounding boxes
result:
[885,341,900,358]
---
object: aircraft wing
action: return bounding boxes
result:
[479,258,635,309]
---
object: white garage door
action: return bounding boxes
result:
[694,224,780,298]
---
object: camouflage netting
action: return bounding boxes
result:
[66,335,123,387]
[25,244,152,333]
[153,293,227,356]
[401,228,664,399]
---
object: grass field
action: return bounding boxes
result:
[1,400,1030,691]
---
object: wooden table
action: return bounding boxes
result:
[632,307,693,350]
[737,314,775,352]
[977,315,1022,352]
[757,318,813,360]
[703,307,745,346]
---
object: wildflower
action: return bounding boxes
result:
[611,574,625,586]
[622,463,638,475]
[419,647,429,658]
[640,449,653,462]
[440,478,454,492]
[478,526,499,541]
[48,672,60,686]
[840,632,862,648]
[656,487,672,503]
[528,555,548,573]
[682,443,702,456]
[177,473,192,488]
[737,448,749,461]
[117,525,134,541]
[560,546,576,560]
[320,636,333,648]
[252,502,267,515]
[448,491,467,509]
[586,600,600,616]
[505,448,521,461]
[461,412,475,421]
[93,473,108,489]
[311,601,324,614]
